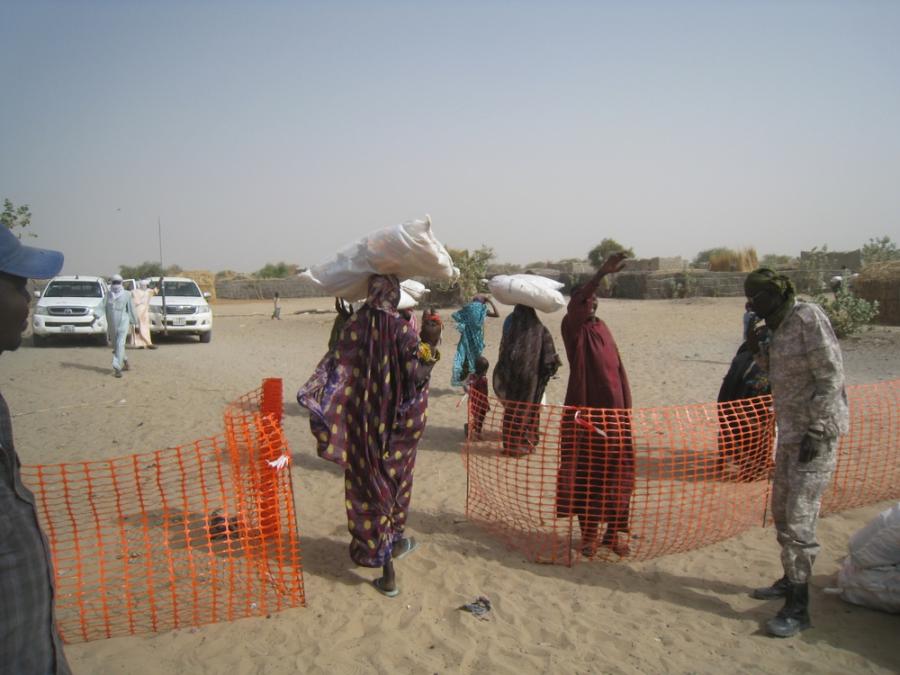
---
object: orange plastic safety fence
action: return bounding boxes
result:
[463,379,899,565]
[21,379,305,644]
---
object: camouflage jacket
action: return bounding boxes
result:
[756,301,850,443]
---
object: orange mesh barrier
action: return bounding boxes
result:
[463,379,900,565]
[21,378,305,643]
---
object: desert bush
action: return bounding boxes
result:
[692,247,730,267]
[708,247,758,272]
[861,236,899,265]
[812,288,879,338]
[439,246,494,302]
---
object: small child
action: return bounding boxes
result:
[271,292,281,320]
[463,355,490,440]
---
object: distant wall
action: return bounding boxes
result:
[215,277,328,300]
[612,269,846,300]
[799,250,862,270]
[622,257,685,272]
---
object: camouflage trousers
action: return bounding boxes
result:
[771,437,838,584]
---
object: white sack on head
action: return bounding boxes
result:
[397,288,417,310]
[400,279,429,301]
[488,274,566,313]
[300,215,457,300]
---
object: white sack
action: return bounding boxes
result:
[849,502,900,569]
[837,560,900,614]
[397,289,417,310]
[400,279,429,301]
[489,274,566,313]
[300,215,457,301]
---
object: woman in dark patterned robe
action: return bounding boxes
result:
[298,275,440,596]
[492,304,561,456]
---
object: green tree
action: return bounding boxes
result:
[256,261,297,278]
[445,245,495,300]
[588,238,634,269]
[1,199,36,239]
[120,261,165,279]
[861,236,899,265]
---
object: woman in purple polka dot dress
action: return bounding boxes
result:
[298,274,441,597]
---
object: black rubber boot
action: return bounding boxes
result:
[765,582,811,638]
[750,575,790,600]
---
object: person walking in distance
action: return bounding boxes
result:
[105,274,138,378]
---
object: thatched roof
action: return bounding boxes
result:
[858,260,900,281]
[854,261,900,325]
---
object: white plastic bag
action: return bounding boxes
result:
[300,215,457,300]
[489,274,566,313]
[400,279,429,302]
[849,502,900,569]
[837,560,900,613]
[397,289,417,310]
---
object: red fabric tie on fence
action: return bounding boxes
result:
[22,379,305,643]
[463,380,900,564]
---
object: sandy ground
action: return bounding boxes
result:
[6,296,899,674]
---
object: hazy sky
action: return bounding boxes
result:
[2,1,899,275]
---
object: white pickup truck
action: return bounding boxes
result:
[31,275,109,346]
[148,277,213,343]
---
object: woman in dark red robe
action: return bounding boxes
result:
[555,252,635,557]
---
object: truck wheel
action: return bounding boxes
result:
[199,331,212,344]
[95,333,110,347]
[32,334,47,347]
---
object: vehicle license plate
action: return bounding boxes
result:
[61,325,75,333]
[172,317,186,327]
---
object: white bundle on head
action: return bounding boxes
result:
[488,274,565,313]
[300,215,458,301]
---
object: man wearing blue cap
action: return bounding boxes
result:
[0,226,72,673]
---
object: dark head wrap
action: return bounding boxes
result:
[744,268,796,329]
[744,268,795,301]
[366,274,401,314]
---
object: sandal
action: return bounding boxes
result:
[372,577,399,598]
[392,537,419,561]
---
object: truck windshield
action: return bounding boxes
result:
[44,281,103,298]
[160,281,202,297]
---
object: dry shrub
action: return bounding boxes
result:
[708,248,758,272]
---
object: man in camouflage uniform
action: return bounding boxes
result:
[744,268,849,638]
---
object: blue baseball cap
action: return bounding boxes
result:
[0,226,64,279]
